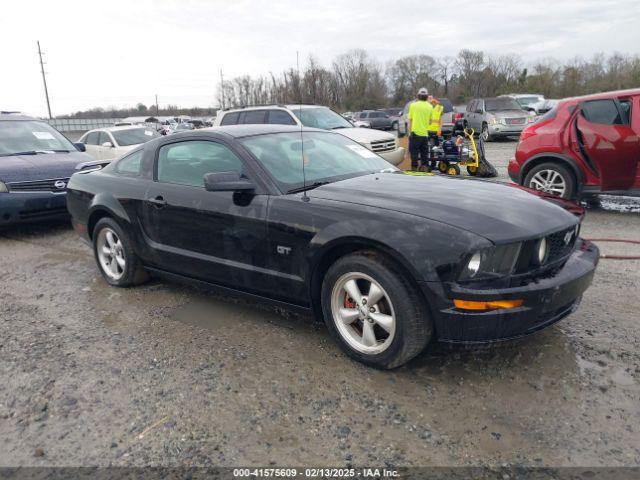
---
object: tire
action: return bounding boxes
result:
[321,251,432,369]
[447,164,461,176]
[437,161,449,173]
[92,217,149,287]
[466,165,478,176]
[481,123,492,142]
[523,162,576,199]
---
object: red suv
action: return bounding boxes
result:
[508,88,639,200]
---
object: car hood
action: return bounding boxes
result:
[334,127,395,145]
[0,151,94,183]
[308,173,578,243]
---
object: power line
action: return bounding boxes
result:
[37,40,52,119]
[220,69,225,109]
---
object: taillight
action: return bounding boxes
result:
[454,113,463,121]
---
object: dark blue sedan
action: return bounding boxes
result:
[0,114,94,225]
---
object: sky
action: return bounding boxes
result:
[1,0,639,118]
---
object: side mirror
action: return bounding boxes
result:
[74,142,86,152]
[204,171,255,192]
[101,141,114,148]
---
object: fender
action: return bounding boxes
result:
[520,152,585,193]
[86,192,132,237]
[307,217,490,285]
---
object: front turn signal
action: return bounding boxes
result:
[454,299,524,311]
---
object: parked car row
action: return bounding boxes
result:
[214,104,404,165]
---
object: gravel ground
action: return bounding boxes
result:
[1,140,639,468]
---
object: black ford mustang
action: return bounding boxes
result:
[66,125,599,369]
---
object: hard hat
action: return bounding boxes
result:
[418,87,428,95]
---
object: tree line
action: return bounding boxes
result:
[219,49,640,111]
[62,49,640,118]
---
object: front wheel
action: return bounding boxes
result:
[523,162,576,199]
[481,123,492,142]
[321,252,432,369]
[93,217,149,287]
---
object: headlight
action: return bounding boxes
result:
[466,252,482,277]
[0,181,8,193]
[535,237,548,265]
[490,118,499,125]
[527,115,536,123]
[459,243,522,280]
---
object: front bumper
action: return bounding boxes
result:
[422,239,599,343]
[379,147,405,166]
[489,123,526,137]
[0,192,68,225]
[507,158,521,183]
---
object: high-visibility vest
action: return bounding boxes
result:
[428,104,444,132]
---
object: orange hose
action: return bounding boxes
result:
[585,238,640,260]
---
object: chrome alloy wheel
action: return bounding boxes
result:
[529,169,567,196]
[330,272,396,355]
[97,228,126,281]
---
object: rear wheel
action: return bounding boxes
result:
[523,162,576,199]
[321,252,432,369]
[438,161,449,173]
[447,164,461,176]
[466,165,478,176]
[93,217,148,287]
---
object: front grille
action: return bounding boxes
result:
[546,227,577,262]
[505,117,526,125]
[8,178,69,192]
[370,139,396,153]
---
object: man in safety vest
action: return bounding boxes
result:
[405,87,433,171]
[426,96,444,170]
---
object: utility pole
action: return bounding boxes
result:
[37,41,52,119]
[219,69,225,110]
[155,94,159,115]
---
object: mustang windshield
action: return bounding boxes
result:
[0,120,76,156]
[291,107,353,130]
[240,131,395,192]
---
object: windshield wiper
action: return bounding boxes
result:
[0,150,52,157]
[286,181,331,194]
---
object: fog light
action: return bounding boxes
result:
[454,299,524,311]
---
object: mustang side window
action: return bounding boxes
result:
[157,141,243,188]
[114,150,143,176]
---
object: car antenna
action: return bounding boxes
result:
[297,51,309,202]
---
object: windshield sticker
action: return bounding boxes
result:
[144,130,153,136]
[347,145,378,158]
[32,131,55,140]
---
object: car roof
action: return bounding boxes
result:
[202,124,324,138]
[85,125,155,133]
[561,88,640,104]
[222,104,326,113]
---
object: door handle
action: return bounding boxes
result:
[147,195,167,208]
